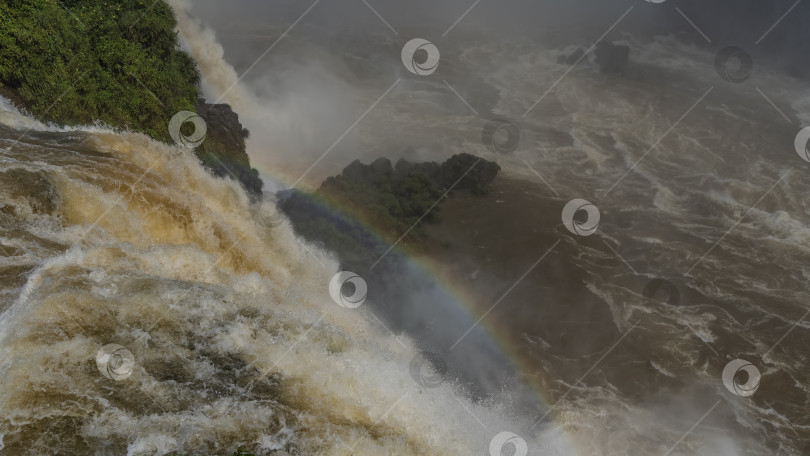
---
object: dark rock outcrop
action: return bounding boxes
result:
[438,153,500,195]
[557,47,586,65]
[278,153,501,260]
[369,157,394,175]
[194,99,263,197]
[339,154,500,196]
[594,41,630,74]
[557,41,643,80]
[343,157,395,183]
[395,159,441,182]
[342,153,500,195]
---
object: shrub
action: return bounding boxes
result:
[0,0,200,140]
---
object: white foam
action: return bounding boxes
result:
[0,120,541,454]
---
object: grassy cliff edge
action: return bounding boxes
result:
[0,0,262,195]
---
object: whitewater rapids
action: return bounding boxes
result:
[0,100,530,455]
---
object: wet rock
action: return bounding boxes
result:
[594,41,630,74]
[438,153,500,195]
[369,157,393,175]
[194,99,263,197]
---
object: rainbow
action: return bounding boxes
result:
[255,167,582,455]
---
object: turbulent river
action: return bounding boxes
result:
[3,2,810,455]
[0,101,523,454]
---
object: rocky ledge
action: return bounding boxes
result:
[194,99,263,197]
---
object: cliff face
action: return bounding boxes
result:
[194,99,263,197]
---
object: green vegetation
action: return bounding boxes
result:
[318,159,444,239]
[280,154,500,266]
[317,153,500,237]
[0,0,200,140]
[0,0,264,195]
